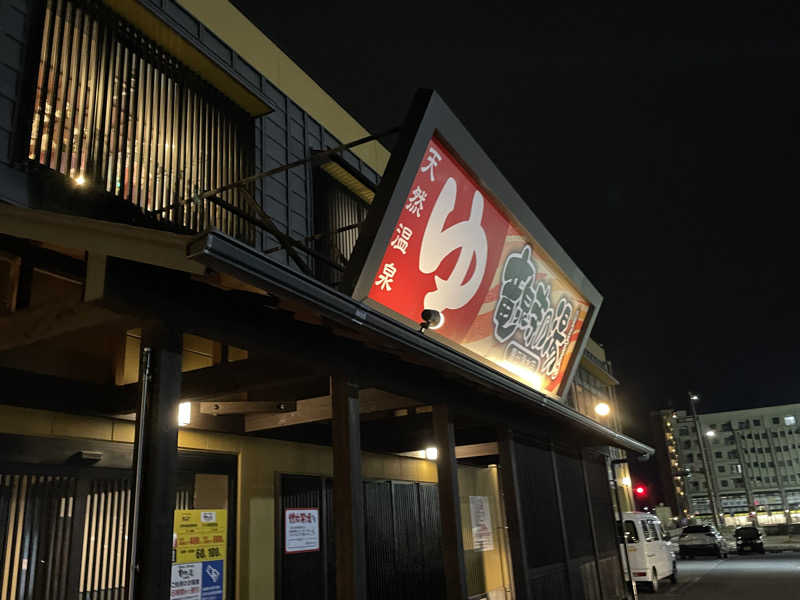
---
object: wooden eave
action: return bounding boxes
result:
[0,203,205,276]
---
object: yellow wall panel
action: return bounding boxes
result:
[51,412,113,440]
[0,405,53,437]
[112,421,136,443]
[178,429,210,450]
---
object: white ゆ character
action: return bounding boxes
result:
[418,177,488,313]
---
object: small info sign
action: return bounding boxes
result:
[469,496,494,552]
[285,508,320,554]
[172,509,226,600]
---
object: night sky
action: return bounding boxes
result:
[232,3,799,488]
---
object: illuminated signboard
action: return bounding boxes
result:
[344,90,601,399]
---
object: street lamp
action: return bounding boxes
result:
[688,392,722,529]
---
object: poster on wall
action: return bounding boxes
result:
[284,508,320,554]
[345,89,601,401]
[172,509,226,600]
[469,496,494,552]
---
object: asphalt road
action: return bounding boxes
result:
[650,552,800,599]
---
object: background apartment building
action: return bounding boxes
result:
[654,404,800,526]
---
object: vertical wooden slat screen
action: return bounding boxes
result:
[28,0,254,243]
[314,172,369,285]
[0,475,77,600]
[76,478,131,597]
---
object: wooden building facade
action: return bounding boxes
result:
[0,1,652,599]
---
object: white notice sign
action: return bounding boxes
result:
[170,561,202,600]
[284,508,320,554]
[469,496,494,552]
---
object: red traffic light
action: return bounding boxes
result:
[634,485,647,497]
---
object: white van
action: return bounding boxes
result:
[618,512,677,593]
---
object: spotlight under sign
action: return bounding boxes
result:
[343,90,601,400]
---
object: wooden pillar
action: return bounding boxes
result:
[15,261,33,310]
[432,403,467,600]
[0,254,21,313]
[130,324,182,600]
[497,428,531,600]
[331,377,366,600]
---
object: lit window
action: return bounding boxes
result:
[28,0,253,240]
[784,416,796,426]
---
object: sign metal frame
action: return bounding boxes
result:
[343,89,602,400]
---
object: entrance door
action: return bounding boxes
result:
[277,474,445,600]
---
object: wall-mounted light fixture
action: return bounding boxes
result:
[178,402,191,426]
[419,309,443,333]
[425,447,438,461]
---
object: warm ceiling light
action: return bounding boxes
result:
[425,447,438,461]
[594,402,610,417]
[178,402,191,426]
[74,174,86,186]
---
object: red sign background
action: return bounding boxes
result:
[365,136,589,397]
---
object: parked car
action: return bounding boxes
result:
[619,512,677,593]
[678,524,730,558]
[734,526,765,554]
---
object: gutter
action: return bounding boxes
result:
[188,231,654,457]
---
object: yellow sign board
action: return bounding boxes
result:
[172,509,227,600]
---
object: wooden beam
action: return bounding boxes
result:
[0,203,205,275]
[245,394,331,431]
[199,400,296,415]
[331,377,367,600]
[0,366,116,414]
[111,357,329,415]
[0,300,126,352]
[83,252,107,302]
[397,442,499,460]
[181,403,244,433]
[433,403,468,600]
[244,388,419,432]
[0,234,86,285]
[116,361,329,409]
[454,441,499,459]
